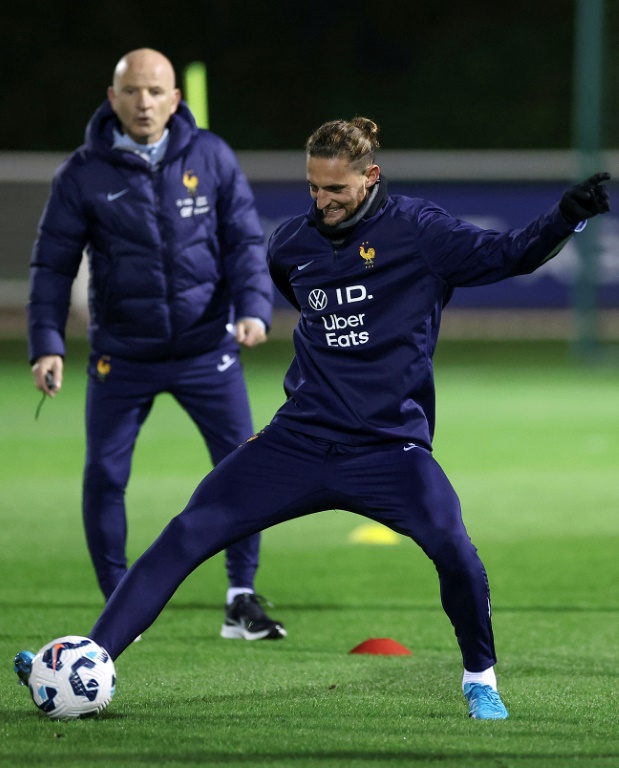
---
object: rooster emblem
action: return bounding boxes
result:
[182,170,199,195]
[96,355,112,382]
[359,242,375,268]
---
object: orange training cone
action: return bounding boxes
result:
[349,638,412,656]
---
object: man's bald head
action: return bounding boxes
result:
[108,48,180,144]
[112,49,176,91]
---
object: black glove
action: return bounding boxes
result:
[559,172,611,226]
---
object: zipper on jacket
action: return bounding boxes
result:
[152,170,175,346]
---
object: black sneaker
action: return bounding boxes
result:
[221,593,287,640]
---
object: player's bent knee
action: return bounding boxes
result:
[84,459,129,494]
[428,533,480,574]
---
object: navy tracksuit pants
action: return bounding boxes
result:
[82,346,260,600]
[90,424,497,672]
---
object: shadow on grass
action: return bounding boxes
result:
[1,745,618,765]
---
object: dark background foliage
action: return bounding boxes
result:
[1,0,617,151]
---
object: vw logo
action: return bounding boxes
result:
[308,289,328,310]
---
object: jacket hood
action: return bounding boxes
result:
[83,100,199,163]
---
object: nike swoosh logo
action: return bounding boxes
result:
[217,355,236,372]
[403,443,417,451]
[297,261,314,271]
[52,643,63,670]
[107,189,129,201]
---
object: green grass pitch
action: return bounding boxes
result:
[1,336,618,767]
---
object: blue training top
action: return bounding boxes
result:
[267,184,576,449]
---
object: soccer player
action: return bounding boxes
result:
[18,117,610,719]
[26,48,285,640]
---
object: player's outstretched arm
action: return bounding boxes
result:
[559,172,611,226]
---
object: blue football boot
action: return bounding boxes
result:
[463,682,509,719]
[14,650,35,687]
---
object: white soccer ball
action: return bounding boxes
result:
[28,636,116,721]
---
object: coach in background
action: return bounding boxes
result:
[27,48,285,641]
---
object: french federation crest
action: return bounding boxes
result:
[182,170,199,195]
[177,171,209,217]
[359,241,375,268]
[96,356,111,382]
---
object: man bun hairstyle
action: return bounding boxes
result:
[305,117,380,173]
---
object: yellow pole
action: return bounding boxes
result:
[183,62,209,129]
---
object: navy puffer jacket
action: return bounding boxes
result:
[28,101,272,362]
